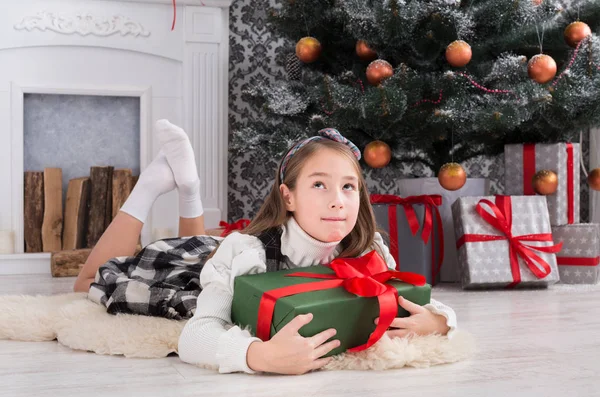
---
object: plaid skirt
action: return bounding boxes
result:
[87,235,221,320]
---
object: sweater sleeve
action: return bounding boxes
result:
[425,299,458,339]
[177,232,266,374]
[371,232,458,339]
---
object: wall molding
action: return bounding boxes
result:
[14,11,150,37]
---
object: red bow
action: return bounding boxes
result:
[219,219,251,237]
[456,195,562,288]
[256,250,426,352]
[370,194,444,282]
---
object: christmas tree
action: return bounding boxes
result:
[231,0,600,180]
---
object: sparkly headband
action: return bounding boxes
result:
[279,128,361,181]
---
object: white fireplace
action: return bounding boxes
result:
[0,0,231,274]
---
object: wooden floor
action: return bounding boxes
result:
[1,275,599,397]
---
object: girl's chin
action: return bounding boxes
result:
[320,230,345,242]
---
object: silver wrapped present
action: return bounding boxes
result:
[504,143,580,226]
[551,223,600,284]
[452,195,561,289]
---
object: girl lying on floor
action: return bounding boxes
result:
[74,121,457,375]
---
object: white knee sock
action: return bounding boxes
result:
[120,151,176,222]
[156,119,204,218]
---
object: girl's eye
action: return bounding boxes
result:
[313,181,325,189]
[343,183,357,191]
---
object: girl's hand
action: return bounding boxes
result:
[247,313,340,375]
[375,296,450,338]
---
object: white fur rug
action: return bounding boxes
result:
[0,293,475,371]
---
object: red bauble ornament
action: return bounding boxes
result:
[532,170,558,195]
[527,54,557,84]
[363,141,392,168]
[356,40,378,61]
[366,60,394,86]
[587,168,600,191]
[295,37,322,63]
[438,163,467,191]
[445,40,472,68]
[532,0,543,5]
[564,21,592,48]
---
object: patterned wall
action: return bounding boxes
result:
[227,0,589,222]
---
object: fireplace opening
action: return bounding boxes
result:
[23,94,141,253]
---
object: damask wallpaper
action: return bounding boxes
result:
[226,0,589,222]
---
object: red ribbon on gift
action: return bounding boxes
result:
[456,195,563,288]
[522,143,575,224]
[370,194,444,283]
[557,257,600,266]
[219,219,251,237]
[255,250,426,352]
[566,143,575,224]
[523,144,536,195]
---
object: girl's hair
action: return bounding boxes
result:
[239,138,378,258]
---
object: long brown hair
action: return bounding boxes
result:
[212,139,379,259]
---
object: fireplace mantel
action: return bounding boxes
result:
[99,0,232,5]
[0,0,231,274]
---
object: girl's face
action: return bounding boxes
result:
[280,148,361,243]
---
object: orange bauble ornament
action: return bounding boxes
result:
[564,21,592,48]
[532,170,558,195]
[532,0,543,5]
[527,54,557,84]
[445,40,472,68]
[438,163,467,191]
[363,141,392,168]
[366,60,394,86]
[587,168,600,191]
[295,37,322,63]
[356,40,377,61]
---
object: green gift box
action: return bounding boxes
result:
[231,257,431,357]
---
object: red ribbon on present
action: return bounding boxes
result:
[522,143,575,224]
[523,144,536,195]
[219,219,251,237]
[566,143,575,224]
[370,194,444,283]
[557,257,600,266]
[456,195,563,288]
[255,250,426,352]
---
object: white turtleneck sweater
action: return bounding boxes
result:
[178,217,457,373]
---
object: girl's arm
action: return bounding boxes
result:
[178,233,266,373]
[179,232,340,374]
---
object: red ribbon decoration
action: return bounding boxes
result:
[255,250,426,352]
[566,143,574,224]
[557,256,600,266]
[370,194,444,283]
[456,195,563,288]
[218,219,251,237]
[173,1,206,30]
[522,144,536,195]
[171,0,176,31]
[522,143,575,224]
